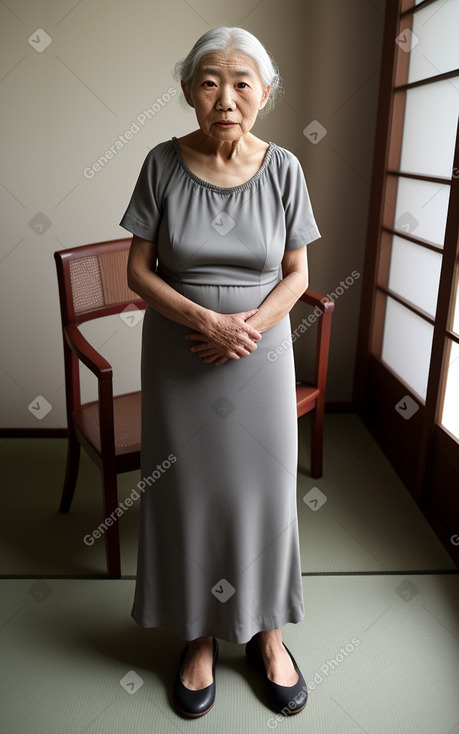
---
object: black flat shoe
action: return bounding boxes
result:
[173,637,218,718]
[245,635,308,715]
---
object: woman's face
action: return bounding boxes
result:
[185,51,270,143]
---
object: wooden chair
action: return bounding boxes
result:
[54,238,145,579]
[54,238,334,578]
[295,291,335,478]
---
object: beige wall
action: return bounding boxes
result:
[0,0,386,429]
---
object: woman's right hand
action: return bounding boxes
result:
[185,309,262,361]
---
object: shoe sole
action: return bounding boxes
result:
[175,701,215,719]
[268,697,307,715]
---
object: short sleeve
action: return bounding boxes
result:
[282,154,321,250]
[119,148,162,242]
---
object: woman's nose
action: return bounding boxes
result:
[217,86,236,110]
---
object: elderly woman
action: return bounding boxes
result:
[120,26,320,718]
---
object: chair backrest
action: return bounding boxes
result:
[54,238,145,326]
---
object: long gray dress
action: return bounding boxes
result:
[120,137,320,643]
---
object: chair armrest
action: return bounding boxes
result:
[64,324,113,381]
[299,289,335,313]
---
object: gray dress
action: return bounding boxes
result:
[120,137,320,643]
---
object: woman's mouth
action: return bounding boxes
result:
[215,121,237,127]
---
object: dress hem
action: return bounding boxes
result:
[130,607,305,645]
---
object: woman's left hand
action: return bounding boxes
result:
[186,339,231,365]
[192,343,230,365]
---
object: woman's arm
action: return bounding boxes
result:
[245,245,308,333]
[187,246,308,364]
[127,235,262,360]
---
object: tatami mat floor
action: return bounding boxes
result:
[1,574,458,734]
[1,414,458,733]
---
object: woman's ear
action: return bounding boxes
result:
[181,80,194,108]
[259,84,271,111]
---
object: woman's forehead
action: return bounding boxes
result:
[196,51,260,77]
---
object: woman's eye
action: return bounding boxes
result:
[203,81,216,88]
[237,82,248,89]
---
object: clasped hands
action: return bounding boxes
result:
[185,308,262,366]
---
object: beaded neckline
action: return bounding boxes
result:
[171,136,275,194]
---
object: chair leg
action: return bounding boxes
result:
[102,468,121,579]
[310,406,324,479]
[60,429,81,512]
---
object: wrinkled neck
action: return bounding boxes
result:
[196,130,246,161]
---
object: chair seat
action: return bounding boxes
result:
[296,382,320,417]
[73,391,141,457]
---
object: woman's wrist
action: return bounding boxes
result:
[192,307,218,336]
[245,313,266,334]
[176,298,214,334]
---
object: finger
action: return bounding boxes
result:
[234,344,253,357]
[200,350,222,359]
[237,338,258,353]
[190,343,218,353]
[185,333,206,341]
[234,319,262,341]
[241,323,262,341]
[238,309,258,320]
[247,327,262,341]
[201,347,240,360]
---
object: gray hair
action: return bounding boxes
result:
[173,26,283,116]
